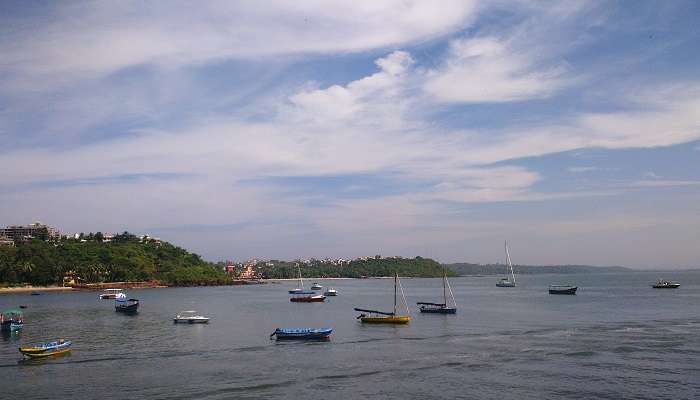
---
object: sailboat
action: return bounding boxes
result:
[288,264,305,294]
[496,241,517,287]
[354,272,411,324]
[417,269,457,314]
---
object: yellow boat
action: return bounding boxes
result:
[355,272,411,324]
[19,339,72,358]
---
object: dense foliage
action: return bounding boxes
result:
[0,232,231,286]
[259,257,454,279]
[444,262,629,276]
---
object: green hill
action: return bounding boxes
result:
[259,256,453,279]
[444,262,630,276]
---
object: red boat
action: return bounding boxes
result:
[290,291,326,302]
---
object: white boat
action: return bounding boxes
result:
[496,241,517,287]
[310,283,323,290]
[323,288,338,296]
[173,311,210,324]
[99,288,123,299]
[289,265,305,294]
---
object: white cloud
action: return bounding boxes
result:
[568,166,599,173]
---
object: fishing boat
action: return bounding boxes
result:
[355,272,411,324]
[19,339,72,358]
[99,288,123,299]
[549,285,577,295]
[323,288,338,296]
[115,293,139,313]
[496,241,517,287]
[0,309,24,332]
[310,282,323,290]
[652,280,680,289]
[173,311,210,324]
[417,269,457,314]
[269,327,333,341]
[290,291,326,302]
[288,265,306,294]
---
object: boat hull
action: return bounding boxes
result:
[549,287,577,295]
[272,328,333,341]
[21,348,71,358]
[652,284,680,289]
[360,316,411,324]
[173,318,209,324]
[496,282,516,287]
[115,302,139,313]
[419,307,456,314]
[290,296,325,302]
[20,341,72,358]
[324,292,338,296]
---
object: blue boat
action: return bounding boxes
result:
[0,309,24,332]
[269,327,333,341]
[19,339,72,358]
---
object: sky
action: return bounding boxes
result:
[1,1,699,268]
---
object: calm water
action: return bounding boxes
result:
[1,272,699,399]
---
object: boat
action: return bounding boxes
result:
[288,265,306,294]
[652,280,680,289]
[269,327,333,341]
[496,241,517,287]
[549,285,577,295]
[290,291,326,302]
[115,293,139,313]
[355,272,411,324]
[310,283,323,290]
[323,288,338,296]
[99,288,123,299]
[0,309,24,332]
[19,339,72,358]
[30,292,42,296]
[173,310,210,324]
[417,269,457,314]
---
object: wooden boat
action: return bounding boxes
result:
[115,293,139,313]
[99,288,123,299]
[269,327,333,341]
[19,339,72,358]
[496,241,517,287]
[290,291,326,302]
[323,288,338,296]
[549,285,577,295]
[355,272,411,324]
[310,283,323,290]
[418,268,457,314]
[288,265,306,294]
[652,280,680,289]
[0,309,24,332]
[173,311,210,323]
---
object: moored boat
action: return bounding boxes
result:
[19,339,72,358]
[288,264,306,294]
[323,288,338,296]
[0,309,24,332]
[269,327,333,341]
[290,291,326,302]
[549,285,577,295]
[355,272,411,324]
[652,280,680,289]
[496,241,517,287]
[173,311,210,324]
[310,283,323,290]
[115,293,139,313]
[99,288,123,299]
[417,268,457,314]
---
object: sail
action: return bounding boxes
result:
[353,308,395,316]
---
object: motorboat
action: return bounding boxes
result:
[173,311,210,324]
[496,241,517,287]
[0,309,23,332]
[115,293,139,313]
[652,280,680,289]
[290,291,326,302]
[99,288,123,299]
[549,285,577,295]
[269,327,333,341]
[310,283,323,290]
[323,288,338,296]
[19,339,72,358]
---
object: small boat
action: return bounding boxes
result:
[115,293,139,313]
[496,241,517,287]
[288,265,306,294]
[417,268,457,314]
[0,309,24,332]
[99,288,124,299]
[30,292,42,296]
[355,272,411,324]
[173,311,210,324]
[269,327,333,341]
[549,285,577,295]
[652,280,680,289]
[310,283,323,290]
[19,305,28,309]
[290,291,326,302]
[19,339,72,358]
[323,288,338,296]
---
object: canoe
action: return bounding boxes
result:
[270,327,333,341]
[20,340,72,358]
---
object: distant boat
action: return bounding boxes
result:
[417,269,457,314]
[290,291,326,302]
[324,288,338,296]
[355,272,411,324]
[115,293,139,313]
[269,327,333,341]
[30,292,42,296]
[173,311,209,324]
[288,265,305,294]
[99,288,123,299]
[0,309,24,332]
[652,280,680,289]
[310,283,323,290]
[19,339,72,358]
[549,285,577,295]
[496,241,517,287]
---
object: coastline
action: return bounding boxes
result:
[0,286,74,294]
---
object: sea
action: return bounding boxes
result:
[1,271,699,399]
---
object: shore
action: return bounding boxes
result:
[0,286,74,294]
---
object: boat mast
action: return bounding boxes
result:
[394,272,397,315]
[298,264,304,289]
[505,241,515,283]
[442,269,447,305]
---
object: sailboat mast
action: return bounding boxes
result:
[443,269,447,305]
[505,241,515,283]
[298,264,304,288]
[394,272,398,315]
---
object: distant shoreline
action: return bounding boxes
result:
[0,286,74,294]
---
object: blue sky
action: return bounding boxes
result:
[1,1,699,268]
